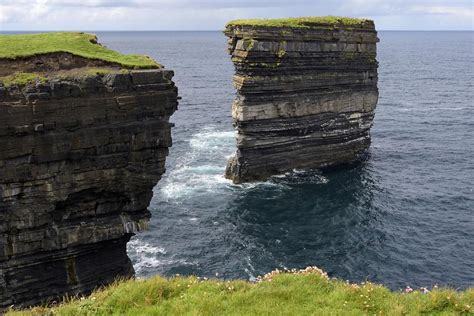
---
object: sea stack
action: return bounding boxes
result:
[0,33,178,308]
[224,17,379,183]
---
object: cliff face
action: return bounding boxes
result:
[224,19,379,183]
[0,69,178,308]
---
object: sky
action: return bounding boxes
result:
[0,0,473,31]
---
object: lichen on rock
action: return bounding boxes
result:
[224,17,379,183]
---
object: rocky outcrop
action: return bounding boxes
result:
[224,18,379,183]
[0,68,178,308]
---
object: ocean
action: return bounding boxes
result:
[13,30,474,290]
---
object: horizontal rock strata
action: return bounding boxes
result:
[0,69,178,309]
[224,19,379,183]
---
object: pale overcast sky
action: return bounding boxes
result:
[1,0,473,31]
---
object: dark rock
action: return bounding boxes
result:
[33,124,44,132]
[51,81,82,98]
[130,70,163,85]
[25,92,50,102]
[102,73,132,92]
[24,85,36,94]
[35,83,52,94]
[79,76,104,94]
[0,68,178,310]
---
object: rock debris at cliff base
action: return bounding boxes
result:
[224,17,379,183]
[0,47,178,309]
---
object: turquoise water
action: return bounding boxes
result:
[41,31,474,289]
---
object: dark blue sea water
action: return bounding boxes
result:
[10,30,474,290]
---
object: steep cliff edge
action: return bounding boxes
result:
[0,33,178,309]
[224,17,379,183]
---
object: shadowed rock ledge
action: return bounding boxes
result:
[224,17,379,183]
[0,57,178,307]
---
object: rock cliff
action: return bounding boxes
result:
[224,17,379,183]
[0,60,178,307]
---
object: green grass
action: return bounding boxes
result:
[7,267,473,315]
[226,16,373,29]
[0,32,160,69]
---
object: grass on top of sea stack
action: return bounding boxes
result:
[226,16,373,29]
[0,32,160,69]
[7,267,473,316]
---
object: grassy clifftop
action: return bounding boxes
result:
[0,32,160,69]
[226,16,373,29]
[8,267,473,315]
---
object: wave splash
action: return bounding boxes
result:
[159,127,236,202]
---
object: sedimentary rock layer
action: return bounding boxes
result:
[224,18,379,183]
[0,69,178,308]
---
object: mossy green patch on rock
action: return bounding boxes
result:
[0,32,161,69]
[226,16,373,29]
[0,72,47,87]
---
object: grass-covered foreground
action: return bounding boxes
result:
[0,32,159,69]
[226,16,373,29]
[7,267,473,315]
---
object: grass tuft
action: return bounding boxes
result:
[7,267,473,315]
[0,32,160,69]
[226,16,373,29]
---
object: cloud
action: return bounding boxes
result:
[412,5,474,18]
[1,0,315,9]
[0,6,17,23]
[0,0,473,30]
[0,1,50,24]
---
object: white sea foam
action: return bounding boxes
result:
[189,129,236,150]
[292,169,307,174]
[158,126,329,203]
[244,256,257,281]
[128,238,167,256]
[231,181,283,190]
[159,127,236,201]
[128,238,196,274]
[134,257,196,275]
[269,169,329,185]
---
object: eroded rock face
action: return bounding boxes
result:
[0,69,178,308]
[0,53,124,77]
[224,21,379,183]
